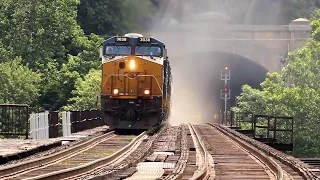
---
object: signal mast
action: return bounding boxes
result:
[220,66,230,125]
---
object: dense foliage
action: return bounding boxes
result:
[284,0,320,20]
[0,0,154,111]
[234,18,320,157]
[63,69,101,111]
[77,0,155,35]
[0,58,41,105]
[0,0,98,111]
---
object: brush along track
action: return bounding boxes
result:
[1,132,145,180]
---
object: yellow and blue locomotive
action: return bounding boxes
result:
[100,33,172,131]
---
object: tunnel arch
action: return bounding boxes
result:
[169,50,268,123]
[167,36,278,72]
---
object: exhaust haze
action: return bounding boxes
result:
[148,0,287,125]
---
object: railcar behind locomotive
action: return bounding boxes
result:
[100,33,172,131]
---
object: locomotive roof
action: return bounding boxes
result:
[102,34,165,47]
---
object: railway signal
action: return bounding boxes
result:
[221,65,231,125]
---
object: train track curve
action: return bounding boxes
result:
[0,131,146,180]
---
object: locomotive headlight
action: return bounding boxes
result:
[129,59,136,70]
[112,88,119,95]
[143,89,150,95]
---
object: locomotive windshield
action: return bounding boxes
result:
[135,46,162,57]
[105,46,131,56]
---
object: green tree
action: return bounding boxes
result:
[38,33,103,110]
[77,0,123,35]
[120,0,156,33]
[0,0,83,68]
[0,58,41,105]
[63,69,101,111]
[0,0,106,110]
[283,0,320,20]
[234,84,267,114]
[282,20,320,156]
[66,34,103,76]
[36,61,81,111]
[234,18,320,157]
[77,0,156,35]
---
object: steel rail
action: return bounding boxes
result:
[0,131,114,178]
[209,123,284,180]
[25,131,147,180]
[188,124,210,180]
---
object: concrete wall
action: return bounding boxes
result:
[150,19,311,72]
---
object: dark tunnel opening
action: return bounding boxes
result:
[169,51,268,124]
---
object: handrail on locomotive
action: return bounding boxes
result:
[101,74,163,96]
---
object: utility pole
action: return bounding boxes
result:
[220,66,230,125]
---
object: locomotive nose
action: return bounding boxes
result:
[126,109,136,120]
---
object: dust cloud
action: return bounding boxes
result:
[147,0,288,125]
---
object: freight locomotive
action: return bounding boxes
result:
[100,33,172,131]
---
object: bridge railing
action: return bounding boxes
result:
[0,105,103,140]
[0,104,29,139]
[30,110,103,139]
[222,111,294,151]
[253,115,293,151]
[62,110,103,135]
[29,111,61,139]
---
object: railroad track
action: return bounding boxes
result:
[213,123,319,180]
[300,158,320,168]
[194,123,316,180]
[1,123,316,179]
[299,158,320,179]
[120,123,311,180]
[122,125,183,179]
[187,123,210,179]
[195,124,284,179]
[159,123,287,180]
[122,124,211,180]
[0,131,146,180]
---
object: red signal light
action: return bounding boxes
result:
[223,86,229,92]
[224,66,228,70]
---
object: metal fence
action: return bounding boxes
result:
[66,110,103,134]
[0,105,103,140]
[29,111,61,139]
[29,112,49,139]
[253,115,294,145]
[223,111,294,151]
[48,111,60,138]
[0,104,29,139]
[62,111,72,137]
[219,110,234,126]
[30,110,103,139]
